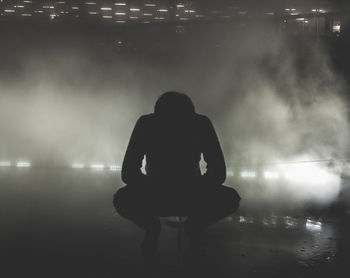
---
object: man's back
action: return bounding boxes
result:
[122,111,226,188]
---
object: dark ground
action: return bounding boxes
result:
[0,168,349,278]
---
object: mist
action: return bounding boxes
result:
[0,23,349,208]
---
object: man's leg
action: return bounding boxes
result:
[185,185,241,252]
[113,185,161,260]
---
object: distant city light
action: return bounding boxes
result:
[158,9,168,12]
[71,163,85,169]
[177,4,185,8]
[114,2,126,6]
[109,165,122,171]
[145,3,156,7]
[101,7,112,11]
[90,164,105,170]
[102,15,113,19]
[0,161,11,167]
[264,171,280,179]
[115,12,126,15]
[240,171,256,178]
[130,8,140,12]
[16,161,31,168]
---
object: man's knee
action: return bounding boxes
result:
[220,186,241,213]
[113,186,131,216]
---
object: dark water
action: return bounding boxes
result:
[0,168,349,277]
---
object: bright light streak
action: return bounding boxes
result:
[109,165,121,171]
[90,164,105,170]
[101,7,112,11]
[145,3,156,7]
[240,171,256,178]
[88,12,97,15]
[158,9,168,12]
[72,163,85,169]
[115,12,126,15]
[177,4,185,8]
[16,161,31,167]
[264,171,280,179]
[115,2,126,6]
[306,219,322,232]
[284,164,332,184]
[103,15,113,19]
[0,161,11,167]
[130,8,140,12]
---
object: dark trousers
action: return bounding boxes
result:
[113,184,241,231]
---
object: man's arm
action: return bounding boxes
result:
[201,116,226,185]
[121,116,149,185]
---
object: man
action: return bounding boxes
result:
[114,92,240,264]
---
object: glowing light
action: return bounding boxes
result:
[333,25,341,33]
[90,164,105,170]
[101,7,112,11]
[88,12,97,15]
[145,3,156,7]
[4,10,15,13]
[0,161,11,167]
[103,15,113,18]
[240,171,256,178]
[306,219,322,232]
[72,7,79,10]
[16,161,31,168]
[143,13,152,16]
[284,164,333,184]
[116,20,126,23]
[115,12,126,15]
[296,18,305,21]
[158,9,168,12]
[177,4,185,8]
[114,2,126,6]
[130,16,138,19]
[109,165,121,171]
[72,163,85,169]
[284,216,297,227]
[130,8,140,12]
[85,2,96,5]
[264,171,280,179]
[21,14,32,16]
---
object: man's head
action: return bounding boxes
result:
[154,92,195,117]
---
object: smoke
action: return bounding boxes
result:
[0,23,349,208]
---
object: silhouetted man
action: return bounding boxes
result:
[114,92,240,264]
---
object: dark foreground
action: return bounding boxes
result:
[0,168,349,278]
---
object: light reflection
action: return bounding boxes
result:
[306,219,322,232]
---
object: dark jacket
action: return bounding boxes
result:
[121,113,226,188]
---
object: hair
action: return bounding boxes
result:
[154,91,195,116]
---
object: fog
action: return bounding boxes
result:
[0,23,349,209]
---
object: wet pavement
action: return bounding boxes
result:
[0,169,349,277]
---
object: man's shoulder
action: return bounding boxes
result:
[138,113,210,125]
